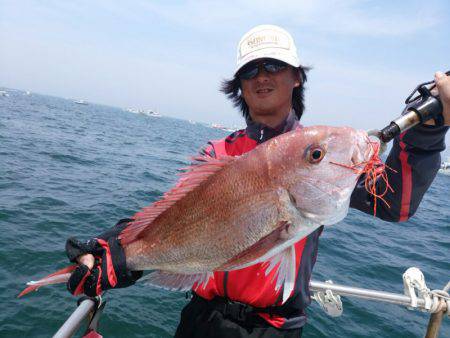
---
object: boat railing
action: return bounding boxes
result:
[53,296,105,338]
[53,267,449,338]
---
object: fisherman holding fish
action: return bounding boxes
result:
[24,25,449,337]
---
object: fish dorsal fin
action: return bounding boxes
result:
[119,155,236,245]
[141,270,214,291]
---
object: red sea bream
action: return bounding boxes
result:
[20,126,380,302]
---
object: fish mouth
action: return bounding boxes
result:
[351,130,378,166]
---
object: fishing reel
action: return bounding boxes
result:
[372,70,449,145]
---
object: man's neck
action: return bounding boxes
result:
[251,115,286,128]
[245,110,299,142]
[249,108,292,129]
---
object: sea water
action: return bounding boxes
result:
[0,89,449,337]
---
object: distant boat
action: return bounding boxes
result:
[25,91,31,96]
[211,123,237,132]
[0,90,10,97]
[124,107,162,117]
[74,100,88,105]
[438,157,450,176]
[148,111,161,117]
[211,123,224,129]
[139,110,161,117]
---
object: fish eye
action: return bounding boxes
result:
[307,146,326,164]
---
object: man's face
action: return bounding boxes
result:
[239,59,300,123]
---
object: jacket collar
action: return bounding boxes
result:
[245,110,300,143]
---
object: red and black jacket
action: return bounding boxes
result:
[194,111,448,329]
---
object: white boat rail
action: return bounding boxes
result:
[52,268,448,338]
[53,296,105,338]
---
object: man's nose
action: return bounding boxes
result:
[255,65,270,81]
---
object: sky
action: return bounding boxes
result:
[1,0,449,152]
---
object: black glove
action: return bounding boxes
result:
[66,218,143,297]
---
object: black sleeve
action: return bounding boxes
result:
[350,124,448,221]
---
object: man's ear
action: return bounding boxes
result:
[294,68,302,87]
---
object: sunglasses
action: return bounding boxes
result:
[238,59,288,80]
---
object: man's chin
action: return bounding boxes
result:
[251,106,278,117]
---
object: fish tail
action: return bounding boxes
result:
[18,265,77,298]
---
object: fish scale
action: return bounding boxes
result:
[127,175,281,272]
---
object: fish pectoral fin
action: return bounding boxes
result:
[217,221,289,271]
[264,246,296,304]
[141,271,213,291]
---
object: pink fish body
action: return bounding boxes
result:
[20,126,378,302]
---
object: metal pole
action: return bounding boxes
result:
[51,281,445,337]
[425,310,445,338]
[310,280,427,309]
[53,299,95,338]
[425,283,449,338]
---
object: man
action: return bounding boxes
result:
[66,25,449,337]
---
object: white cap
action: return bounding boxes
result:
[235,24,301,75]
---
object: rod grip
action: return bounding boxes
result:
[379,122,401,143]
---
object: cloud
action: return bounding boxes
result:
[131,0,444,37]
[7,1,442,38]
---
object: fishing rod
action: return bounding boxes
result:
[371,70,449,146]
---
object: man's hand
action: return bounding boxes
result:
[435,71,450,126]
[66,219,142,297]
[77,253,95,269]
